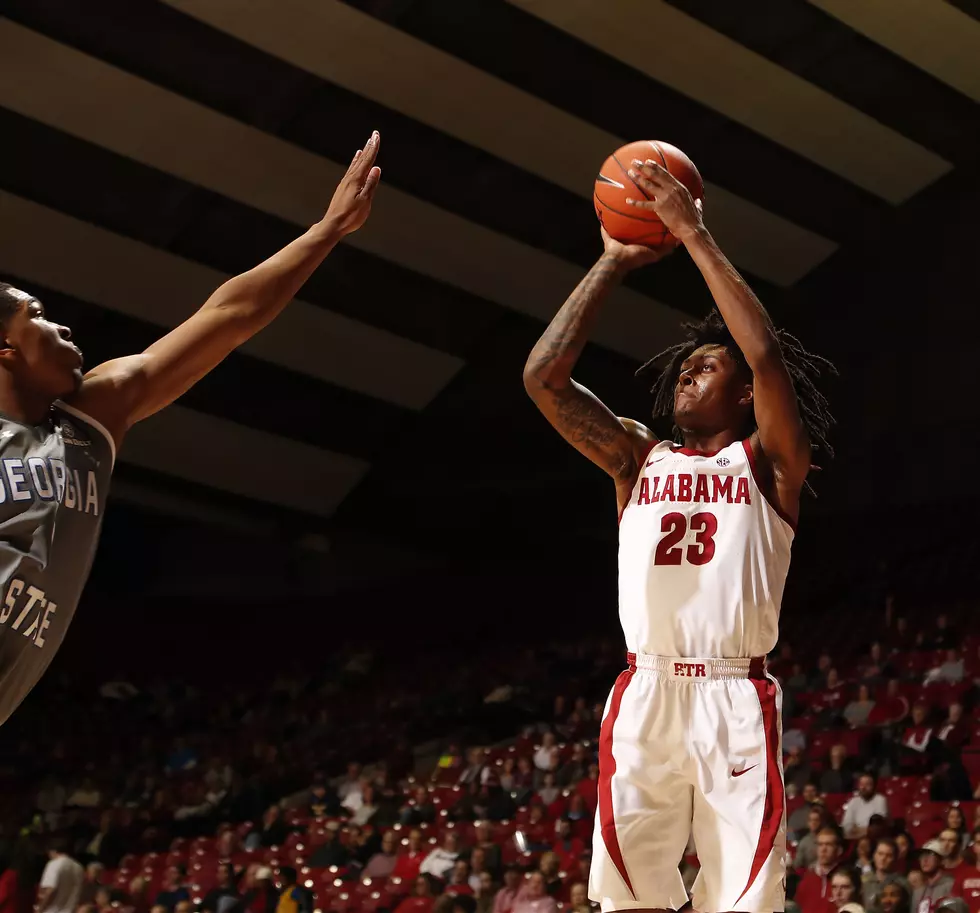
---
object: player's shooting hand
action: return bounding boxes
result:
[323,131,382,236]
[600,226,675,272]
[626,159,704,244]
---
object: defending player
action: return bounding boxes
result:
[523,158,834,913]
[0,132,381,726]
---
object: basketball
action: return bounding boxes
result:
[594,140,705,248]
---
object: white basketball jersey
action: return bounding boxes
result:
[618,438,794,658]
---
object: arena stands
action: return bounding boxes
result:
[4,578,980,913]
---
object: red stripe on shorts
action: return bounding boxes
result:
[598,663,637,900]
[736,676,784,904]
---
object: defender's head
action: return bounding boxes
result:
[0,283,83,402]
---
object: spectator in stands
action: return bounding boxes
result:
[951,839,980,908]
[307,781,333,818]
[567,883,593,913]
[536,773,560,808]
[553,819,585,872]
[421,833,460,881]
[250,807,290,851]
[401,787,437,826]
[912,841,954,913]
[474,872,497,913]
[869,680,910,727]
[395,876,436,913]
[855,838,876,878]
[876,882,911,913]
[902,704,935,770]
[128,875,152,913]
[78,863,104,906]
[445,861,474,898]
[859,643,891,685]
[930,615,958,651]
[943,809,969,852]
[789,784,823,835]
[785,662,809,693]
[364,830,400,880]
[512,873,558,913]
[557,745,588,788]
[796,828,843,912]
[845,687,876,728]
[66,778,102,809]
[459,749,487,787]
[938,831,969,880]
[468,848,492,893]
[154,866,190,913]
[822,745,855,795]
[241,867,278,913]
[534,735,559,776]
[348,784,379,827]
[819,669,847,716]
[336,763,363,803]
[513,758,535,795]
[498,759,518,793]
[893,834,915,876]
[452,896,478,913]
[38,839,83,913]
[391,829,427,883]
[843,775,890,840]
[471,823,501,877]
[930,651,965,685]
[493,868,523,913]
[936,705,970,754]
[200,863,240,913]
[521,805,553,853]
[307,825,349,869]
[811,653,833,688]
[539,853,562,897]
[830,868,862,910]
[862,840,909,912]
[796,807,829,870]
[785,748,815,793]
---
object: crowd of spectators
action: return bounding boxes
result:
[4,592,980,913]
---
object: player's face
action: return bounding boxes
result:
[0,291,83,401]
[673,345,752,435]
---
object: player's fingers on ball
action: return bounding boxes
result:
[624,197,656,210]
[626,168,657,195]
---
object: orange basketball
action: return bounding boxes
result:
[594,140,705,248]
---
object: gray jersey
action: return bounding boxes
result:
[0,402,114,725]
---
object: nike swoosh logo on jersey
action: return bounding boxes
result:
[731,765,757,778]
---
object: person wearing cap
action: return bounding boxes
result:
[241,867,279,913]
[911,841,954,913]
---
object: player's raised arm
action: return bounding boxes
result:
[69,132,382,448]
[522,230,662,493]
[625,159,811,492]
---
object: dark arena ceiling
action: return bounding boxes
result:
[1,0,979,614]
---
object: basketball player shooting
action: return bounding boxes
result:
[0,131,381,726]
[523,158,834,913]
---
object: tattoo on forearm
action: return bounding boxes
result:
[526,256,635,482]
[526,256,621,383]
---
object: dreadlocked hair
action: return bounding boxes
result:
[635,309,836,494]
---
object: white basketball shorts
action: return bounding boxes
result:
[588,652,786,913]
